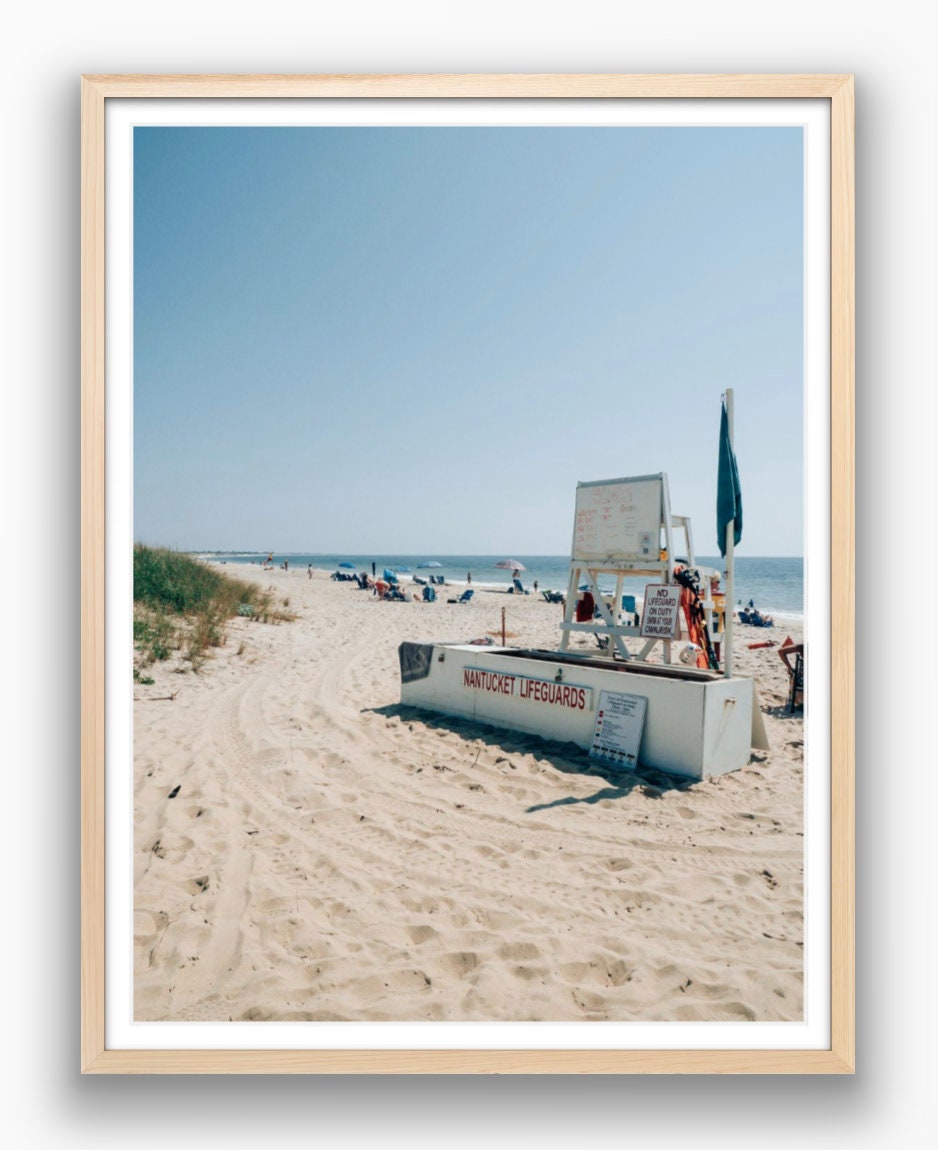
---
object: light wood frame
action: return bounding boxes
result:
[81,73,854,1074]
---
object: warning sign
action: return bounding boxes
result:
[640,583,682,639]
[589,690,647,770]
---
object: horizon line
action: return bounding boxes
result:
[157,546,806,561]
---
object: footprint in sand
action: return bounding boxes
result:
[497,941,541,962]
[438,951,479,978]
[511,964,548,982]
[605,960,633,987]
[133,908,169,945]
[406,924,439,945]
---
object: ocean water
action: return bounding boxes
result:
[204,552,804,619]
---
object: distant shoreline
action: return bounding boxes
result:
[193,552,805,620]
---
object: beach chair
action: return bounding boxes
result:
[457,589,474,604]
[512,576,528,595]
[779,641,804,713]
[422,585,436,602]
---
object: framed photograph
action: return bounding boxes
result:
[81,73,854,1073]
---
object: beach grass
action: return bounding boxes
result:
[133,545,294,672]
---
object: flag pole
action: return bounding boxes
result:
[723,388,735,678]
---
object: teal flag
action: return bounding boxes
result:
[717,399,743,557]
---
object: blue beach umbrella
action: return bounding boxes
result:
[338,562,355,569]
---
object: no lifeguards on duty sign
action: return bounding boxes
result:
[640,583,682,639]
[589,690,647,771]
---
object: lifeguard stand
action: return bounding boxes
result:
[558,473,705,664]
[399,469,768,778]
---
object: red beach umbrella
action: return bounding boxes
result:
[495,559,526,572]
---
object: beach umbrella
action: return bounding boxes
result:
[338,562,355,569]
[717,397,743,557]
[495,559,526,571]
[717,389,743,679]
[417,561,442,569]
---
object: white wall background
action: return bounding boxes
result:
[2,2,934,1146]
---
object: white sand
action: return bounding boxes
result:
[133,566,804,1022]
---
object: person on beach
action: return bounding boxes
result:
[307,564,312,579]
[575,591,595,623]
[372,562,376,578]
[533,580,538,594]
[467,571,472,585]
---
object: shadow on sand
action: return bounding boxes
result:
[762,702,803,721]
[363,702,696,812]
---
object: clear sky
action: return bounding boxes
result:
[134,126,803,556]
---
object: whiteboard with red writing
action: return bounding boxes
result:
[572,474,664,563]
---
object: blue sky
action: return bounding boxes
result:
[134,126,803,555]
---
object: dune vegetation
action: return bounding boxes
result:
[133,544,294,675]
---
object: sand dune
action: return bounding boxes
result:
[133,566,804,1022]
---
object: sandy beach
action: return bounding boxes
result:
[133,565,804,1023]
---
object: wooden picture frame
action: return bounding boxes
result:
[81,73,854,1074]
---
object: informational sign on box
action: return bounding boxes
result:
[640,583,682,639]
[589,690,647,770]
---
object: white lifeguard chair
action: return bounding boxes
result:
[559,473,713,665]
